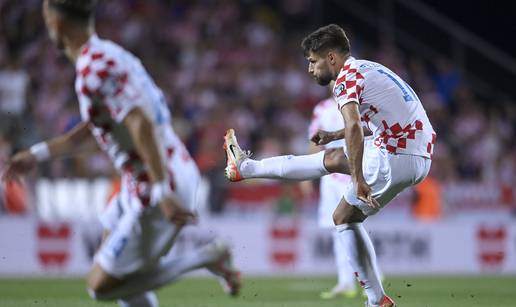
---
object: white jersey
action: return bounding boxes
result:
[332,57,436,158]
[308,98,351,227]
[308,98,346,150]
[75,35,191,208]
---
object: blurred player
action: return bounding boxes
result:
[2,0,240,306]
[224,24,436,307]
[306,96,359,299]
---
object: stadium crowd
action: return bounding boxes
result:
[1,0,515,213]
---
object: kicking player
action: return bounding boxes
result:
[224,24,436,307]
[2,1,240,306]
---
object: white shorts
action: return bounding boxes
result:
[318,174,351,228]
[342,145,431,216]
[96,156,201,278]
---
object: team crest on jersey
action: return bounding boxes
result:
[334,83,345,97]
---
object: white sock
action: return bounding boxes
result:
[335,223,384,305]
[91,243,219,300]
[332,230,356,290]
[118,291,158,307]
[240,151,328,180]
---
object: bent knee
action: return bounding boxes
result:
[87,278,110,299]
[87,278,115,301]
[333,204,367,225]
[332,209,347,226]
[323,148,348,173]
[87,265,121,298]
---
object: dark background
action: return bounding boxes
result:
[423,0,516,55]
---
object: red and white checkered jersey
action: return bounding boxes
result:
[332,57,436,158]
[308,98,345,150]
[74,35,188,206]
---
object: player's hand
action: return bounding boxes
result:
[310,130,335,145]
[1,150,37,182]
[159,195,197,226]
[355,179,380,209]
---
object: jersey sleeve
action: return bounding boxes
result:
[77,52,137,123]
[333,60,365,109]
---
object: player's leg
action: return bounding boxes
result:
[318,175,357,299]
[333,198,395,307]
[90,160,240,301]
[90,239,237,300]
[320,228,359,299]
[87,202,145,298]
[87,263,124,295]
[333,229,358,293]
[224,129,349,181]
[89,262,159,307]
[87,194,127,296]
[172,156,242,295]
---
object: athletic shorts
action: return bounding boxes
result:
[342,145,431,216]
[95,156,201,278]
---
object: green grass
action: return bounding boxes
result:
[0,276,515,307]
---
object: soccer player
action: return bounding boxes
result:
[224,24,436,307]
[2,1,240,306]
[307,96,359,299]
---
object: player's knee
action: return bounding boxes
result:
[87,268,117,299]
[333,203,367,225]
[87,281,112,301]
[87,287,101,300]
[332,209,348,225]
[87,277,108,299]
[323,148,348,174]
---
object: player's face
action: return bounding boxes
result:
[306,51,333,86]
[42,0,65,50]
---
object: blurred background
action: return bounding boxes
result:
[1,0,516,296]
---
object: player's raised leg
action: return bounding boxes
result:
[224,129,351,182]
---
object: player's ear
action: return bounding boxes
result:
[327,51,336,65]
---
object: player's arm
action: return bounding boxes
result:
[340,103,379,208]
[311,127,372,145]
[123,107,195,225]
[1,122,97,181]
[46,122,99,157]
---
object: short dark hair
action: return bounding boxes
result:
[48,0,97,23]
[301,24,350,57]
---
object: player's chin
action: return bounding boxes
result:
[315,77,331,86]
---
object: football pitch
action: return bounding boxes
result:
[0,276,515,307]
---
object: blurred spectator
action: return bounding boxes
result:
[411,175,442,222]
[432,57,462,104]
[0,59,29,116]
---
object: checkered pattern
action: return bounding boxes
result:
[360,105,379,130]
[73,35,188,210]
[427,132,437,158]
[333,58,365,109]
[76,46,131,122]
[330,56,436,159]
[373,119,427,154]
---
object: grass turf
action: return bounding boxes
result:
[0,276,515,307]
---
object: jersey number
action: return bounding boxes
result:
[377,69,416,102]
